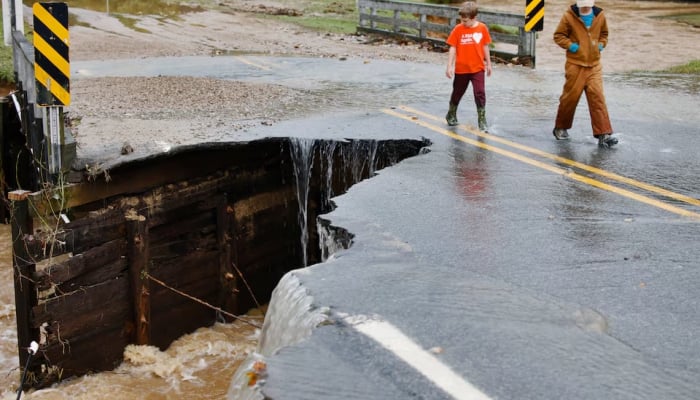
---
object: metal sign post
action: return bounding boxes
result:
[43,106,63,175]
[33,2,71,180]
[2,0,25,45]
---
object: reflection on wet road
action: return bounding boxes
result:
[385,105,700,219]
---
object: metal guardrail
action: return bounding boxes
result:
[357,0,536,67]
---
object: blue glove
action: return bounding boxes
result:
[598,43,604,52]
[568,43,579,53]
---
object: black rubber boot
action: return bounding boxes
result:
[477,107,488,132]
[446,103,458,126]
[597,134,618,148]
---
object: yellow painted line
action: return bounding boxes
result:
[236,56,272,71]
[383,108,700,219]
[33,3,69,44]
[33,34,70,77]
[399,105,700,208]
[35,63,71,105]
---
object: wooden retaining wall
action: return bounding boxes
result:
[8,137,428,388]
[357,0,537,67]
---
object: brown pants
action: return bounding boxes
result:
[555,62,613,136]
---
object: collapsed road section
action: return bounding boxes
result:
[5,136,429,388]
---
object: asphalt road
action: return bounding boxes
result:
[75,56,700,399]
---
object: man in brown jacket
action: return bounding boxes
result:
[552,0,617,147]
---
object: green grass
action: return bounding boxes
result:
[272,0,358,34]
[23,0,204,17]
[489,24,518,35]
[661,60,700,74]
[0,33,14,83]
[661,13,700,28]
[0,13,26,83]
[277,15,357,34]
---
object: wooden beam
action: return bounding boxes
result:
[9,190,41,380]
[127,213,150,345]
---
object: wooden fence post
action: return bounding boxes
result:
[126,213,150,345]
[9,190,40,375]
[356,0,537,67]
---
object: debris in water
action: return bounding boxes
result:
[246,360,268,386]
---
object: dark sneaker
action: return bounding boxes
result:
[552,128,569,140]
[597,134,618,148]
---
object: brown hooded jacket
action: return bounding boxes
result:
[553,5,608,67]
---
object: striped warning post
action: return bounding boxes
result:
[33,2,70,106]
[525,0,544,32]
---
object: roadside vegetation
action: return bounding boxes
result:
[0,14,33,88]
[661,60,700,74]
[0,32,13,83]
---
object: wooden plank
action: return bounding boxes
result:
[24,205,125,263]
[150,297,217,350]
[149,250,220,300]
[27,139,288,217]
[151,279,219,315]
[38,289,131,342]
[143,196,219,229]
[37,326,129,388]
[491,31,522,46]
[9,190,40,374]
[150,234,218,262]
[34,238,127,291]
[148,209,216,243]
[234,202,298,244]
[233,186,296,220]
[360,0,457,18]
[32,277,130,330]
[48,258,128,297]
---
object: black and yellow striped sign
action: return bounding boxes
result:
[525,0,544,32]
[33,2,70,106]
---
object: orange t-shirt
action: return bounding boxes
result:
[446,22,492,74]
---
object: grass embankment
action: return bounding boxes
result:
[661,60,700,74]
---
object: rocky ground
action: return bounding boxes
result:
[61,0,700,168]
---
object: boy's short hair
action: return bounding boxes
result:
[459,1,478,18]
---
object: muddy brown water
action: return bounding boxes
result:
[0,226,261,399]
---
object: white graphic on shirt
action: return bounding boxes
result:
[459,31,483,45]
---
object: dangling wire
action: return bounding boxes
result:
[16,341,39,400]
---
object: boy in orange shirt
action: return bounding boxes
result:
[445,1,492,131]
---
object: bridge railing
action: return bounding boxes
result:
[357,0,536,67]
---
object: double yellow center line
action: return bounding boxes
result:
[384,105,700,219]
[235,56,274,71]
